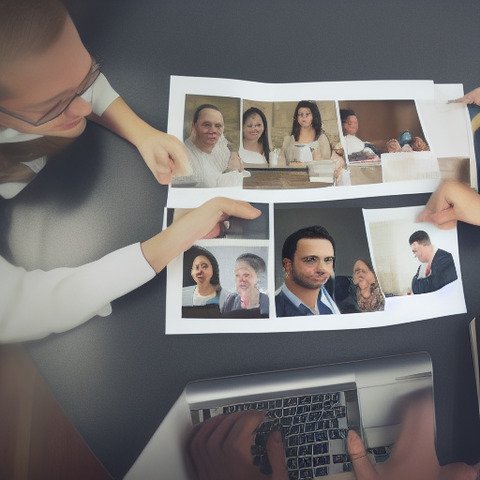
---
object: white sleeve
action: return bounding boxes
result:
[81,73,120,117]
[0,243,155,343]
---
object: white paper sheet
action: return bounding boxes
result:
[164,77,470,333]
[167,76,475,206]
[165,203,466,334]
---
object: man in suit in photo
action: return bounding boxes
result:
[409,230,457,294]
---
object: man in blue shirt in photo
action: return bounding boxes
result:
[275,225,340,317]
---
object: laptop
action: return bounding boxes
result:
[124,352,433,480]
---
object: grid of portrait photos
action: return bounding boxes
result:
[164,76,475,334]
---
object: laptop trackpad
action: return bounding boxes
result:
[363,424,402,448]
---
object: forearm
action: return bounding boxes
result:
[89,96,189,183]
[89,96,155,146]
[140,198,260,273]
[140,200,227,273]
[84,73,150,145]
[0,244,154,343]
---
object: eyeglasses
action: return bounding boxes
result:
[0,56,103,127]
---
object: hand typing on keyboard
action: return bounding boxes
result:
[187,410,288,480]
[347,391,480,480]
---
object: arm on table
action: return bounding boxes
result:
[89,96,189,184]
[141,197,260,273]
[0,199,259,342]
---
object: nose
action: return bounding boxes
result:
[315,260,332,273]
[64,96,92,118]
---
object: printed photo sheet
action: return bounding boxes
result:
[165,203,465,334]
[166,77,475,208]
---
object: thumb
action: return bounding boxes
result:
[347,430,379,480]
[416,206,457,230]
[265,430,288,480]
[429,208,458,230]
[416,206,435,224]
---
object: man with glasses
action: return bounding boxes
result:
[0,0,260,342]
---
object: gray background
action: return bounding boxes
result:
[274,204,371,287]
[1,1,480,478]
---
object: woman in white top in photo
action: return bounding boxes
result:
[281,100,331,164]
[238,107,270,167]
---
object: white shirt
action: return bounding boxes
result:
[179,136,243,188]
[0,74,157,343]
[344,135,375,156]
[0,243,155,343]
[238,146,268,166]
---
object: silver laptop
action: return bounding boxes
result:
[124,352,433,480]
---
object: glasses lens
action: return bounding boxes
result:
[35,58,102,125]
[0,57,102,127]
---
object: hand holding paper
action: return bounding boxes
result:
[417,180,480,229]
[141,198,261,273]
[452,87,480,106]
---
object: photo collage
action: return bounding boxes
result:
[164,76,475,334]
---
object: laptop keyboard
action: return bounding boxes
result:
[249,391,351,478]
[191,388,392,479]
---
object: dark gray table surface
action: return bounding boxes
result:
[2,1,480,478]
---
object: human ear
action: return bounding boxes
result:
[282,258,292,277]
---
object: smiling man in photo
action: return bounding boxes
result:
[276,225,340,317]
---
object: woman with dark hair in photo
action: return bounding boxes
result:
[222,253,269,316]
[339,259,385,313]
[240,107,270,166]
[281,100,332,164]
[182,247,229,308]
